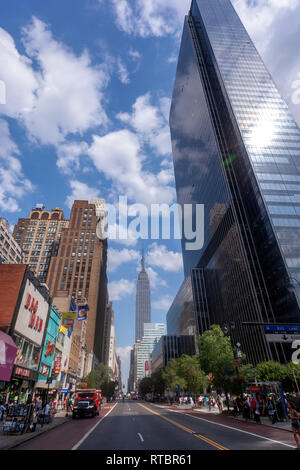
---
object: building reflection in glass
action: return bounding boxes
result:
[169,0,300,364]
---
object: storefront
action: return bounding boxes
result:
[35,305,61,403]
[0,265,51,403]
[0,330,18,402]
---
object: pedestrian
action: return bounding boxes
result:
[250,396,258,420]
[35,396,42,413]
[0,401,5,421]
[242,399,250,421]
[233,397,238,417]
[287,402,300,450]
[217,395,223,413]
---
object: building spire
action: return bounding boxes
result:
[141,246,145,272]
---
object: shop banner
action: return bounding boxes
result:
[77,304,88,322]
[0,331,18,382]
[54,356,62,374]
[60,312,76,331]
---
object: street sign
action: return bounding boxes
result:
[263,325,300,333]
[263,325,300,343]
[265,334,300,343]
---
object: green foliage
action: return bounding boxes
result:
[102,380,119,399]
[139,377,153,396]
[255,361,286,383]
[176,355,209,394]
[162,358,186,392]
[198,324,235,393]
[161,355,209,394]
[151,370,167,395]
[84,363,114,394]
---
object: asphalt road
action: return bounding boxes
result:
[74,401,294,451]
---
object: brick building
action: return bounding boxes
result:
[46,200,108,378]
[13,205,68,285]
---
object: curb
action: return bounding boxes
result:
[191,409,293,434]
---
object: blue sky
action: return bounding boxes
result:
[1,0,300,387]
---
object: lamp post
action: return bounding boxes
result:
[222,323,244,399]
[82,344,88,381]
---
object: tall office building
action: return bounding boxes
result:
[46,200,108,375]
[13,205,68,284]
[0,218,24,264]
[169,0,300,364]
[135,323,166,383]
[135,250,151,342]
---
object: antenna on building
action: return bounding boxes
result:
[141,245,145,272]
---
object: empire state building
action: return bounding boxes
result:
[135,250,151,342]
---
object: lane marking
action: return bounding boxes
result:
[157,407,295,449]
[138,403,228,451]
[138,433,144,442]
[72,403,117,450]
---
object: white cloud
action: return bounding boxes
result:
[146,242,183,272]
[0,119,33,212]
[108,279,135,301]
[145,266,167,289]
[108,248,140,272]
[117,93,172,157]
[20,17,109,146]
[0,17,110,175]
[66,180,101,208]
[56,142,89,174]
[110,0,189,37]
[128,49,142,61]
[0,27,38,118]
[116,57,130,84]
[88,128,175,205]
[152,294,173,311]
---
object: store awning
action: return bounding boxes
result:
[0,331,18,382]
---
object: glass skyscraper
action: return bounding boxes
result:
[169,0,300,364]
[135,250,151,342]
[135,323,165,382]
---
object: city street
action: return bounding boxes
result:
[14,401,297,451]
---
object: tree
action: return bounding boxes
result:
[151,370,167,395]
[139,377,153,397]
[176,355,209,395]
[102,380,118,399]
[84,363,114,391]
[198,324,235,394]
[162,358,186,392]
[255,361,286,383]
[281,363,300,393]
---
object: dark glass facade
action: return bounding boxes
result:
[152,335,196,373]
[169,0,300,364]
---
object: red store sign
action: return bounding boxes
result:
[15,367,31,378]
[54,357,62,374]
[25,294,43,332]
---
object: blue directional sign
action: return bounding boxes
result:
[263,325,300,333]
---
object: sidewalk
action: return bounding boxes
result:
[0,409,71,450]
[158,403,293,433]
[184,406,293,433]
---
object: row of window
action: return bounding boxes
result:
[257,173,300,182]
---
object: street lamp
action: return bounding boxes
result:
[82,345,88,381]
